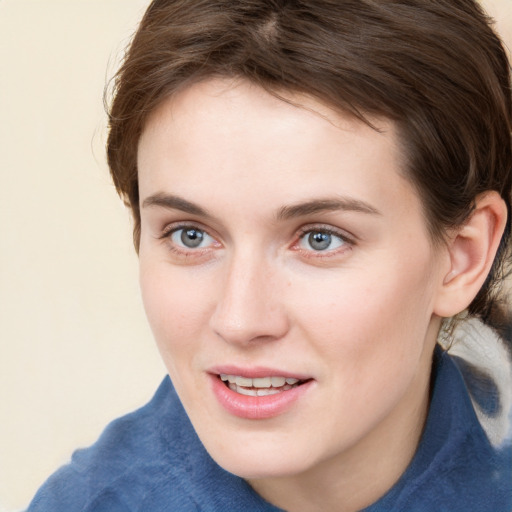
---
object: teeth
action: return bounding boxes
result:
[271,376,286,387]
[257,388,281,396]
[221,374,303,395]
[228,383,288,396]
[222,375,301,388]
[236,386,258,397]
[235,376,253,387]
[253,377,271,388]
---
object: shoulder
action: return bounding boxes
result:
[27,377,202,512]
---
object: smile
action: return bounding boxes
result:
[210,371,314,419]
[219,375,302,396]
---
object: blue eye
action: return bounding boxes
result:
[170,227,214,249]
[299,230,346,252]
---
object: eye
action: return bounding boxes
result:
[298,229,347,252]
[170,227,215,249]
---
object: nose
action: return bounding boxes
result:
[209,251,290,346]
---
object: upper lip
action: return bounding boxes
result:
[208,365,312,380]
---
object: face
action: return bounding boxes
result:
[137,78,446,481]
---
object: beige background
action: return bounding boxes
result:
[0,1,511,510]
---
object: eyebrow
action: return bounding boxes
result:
[276,197,381,220]
[142,193,381,220]
[142,193,211,217]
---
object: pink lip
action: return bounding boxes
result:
[208,371,314,420]
[208,365,311,380]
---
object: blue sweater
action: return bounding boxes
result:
[28,347,511,511]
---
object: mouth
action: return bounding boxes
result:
[208,366,314,419]
[218,374,306,397]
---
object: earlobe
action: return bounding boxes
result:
[434,191,507,318]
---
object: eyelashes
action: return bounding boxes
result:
[158,223,221,261]
[169,227,216,249]
[158,222,354,260]
[294,227,352,254]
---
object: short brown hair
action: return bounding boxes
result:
[107,0,512,322]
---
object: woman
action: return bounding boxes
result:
[29,0,512,510]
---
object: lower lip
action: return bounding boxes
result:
[209,374,313,420]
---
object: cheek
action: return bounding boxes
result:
[286,262,437,434]
[290,256,436,366]
[139,260,212,357]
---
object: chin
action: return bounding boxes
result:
[199,428,319,480]
[217,454,309,480]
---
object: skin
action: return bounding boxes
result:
[137,78,452,512]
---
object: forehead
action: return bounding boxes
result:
[137,78,423,226]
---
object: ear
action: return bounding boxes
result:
[434,191,508,318]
